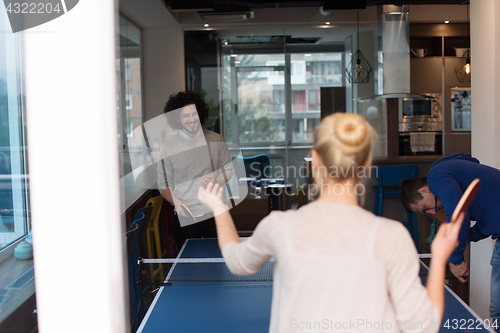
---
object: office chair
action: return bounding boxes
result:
[145,196,166,283]
[232,154,271,179]
[372,165,420,250]
[127,206,153,330]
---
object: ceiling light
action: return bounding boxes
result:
[304,54,312,57]
[464,60,471,74]
[234,61,241,64]
[325,22,331,25]
[204,23,210,27]
[230,54,238,57]
[345,12,373,84]
[444,20,450,24]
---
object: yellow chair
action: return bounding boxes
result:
[145,195,165,283]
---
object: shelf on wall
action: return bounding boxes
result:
[410,37,442,57]
[444,36,470,57]
[409,23,470,58]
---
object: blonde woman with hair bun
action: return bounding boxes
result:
[199,113,464,333]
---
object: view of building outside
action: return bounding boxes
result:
[117,15,143,177]
[0,9,29,251]
[125,58,142,139]
[291,53,342,142]
[221,52,342,145]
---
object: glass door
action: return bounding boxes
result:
[451,87,471,132]
[218,30,345,186]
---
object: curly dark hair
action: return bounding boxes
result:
[163,90,209,130]
[400,177,428,212]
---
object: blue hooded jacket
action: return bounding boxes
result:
[428,153,500,263]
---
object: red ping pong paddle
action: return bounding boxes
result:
[446,178,481,235]
[180,204,196,224]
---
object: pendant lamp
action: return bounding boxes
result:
[346,12,373,84]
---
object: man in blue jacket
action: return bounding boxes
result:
[401,153,500,322]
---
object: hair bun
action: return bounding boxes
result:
[313,113,374,183]
[333,114,369,151]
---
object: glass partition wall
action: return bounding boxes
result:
[0,5,33,329]
[218,29,345,187]
[186,25,382,188]
[0,7,29,253]
[117,15,143,177]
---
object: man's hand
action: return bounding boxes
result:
[202,174,217,188]
[172,197,187,217]
[449,261,469,283]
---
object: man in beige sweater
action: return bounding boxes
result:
[157,90,232,249]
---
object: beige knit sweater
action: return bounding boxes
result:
[222,202,440,333]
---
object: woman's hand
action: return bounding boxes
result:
[431,212,465,264]
[198,182,226,213]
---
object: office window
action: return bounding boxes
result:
[308,90,320,111]
[117,15,143,177]
[0,9,29,252]
[291,53,341,142]
[273,90,285,112]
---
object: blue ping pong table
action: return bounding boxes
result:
[137,239,493,333]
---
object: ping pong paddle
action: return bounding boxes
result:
[179,204,196,224]
[447,178,481,235]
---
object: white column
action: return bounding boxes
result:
[470,0,500,320]
[24,0,126,332]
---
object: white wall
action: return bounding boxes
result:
[469,0,500,320]
[119,0,186,121]
[143,27,185,121]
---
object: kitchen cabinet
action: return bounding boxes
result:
[410,58,443,94]
[409,23,471,156]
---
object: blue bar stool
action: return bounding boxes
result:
[373,165,420,251]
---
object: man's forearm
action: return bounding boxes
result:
[161,188,175,206]
[216,172,233,185]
